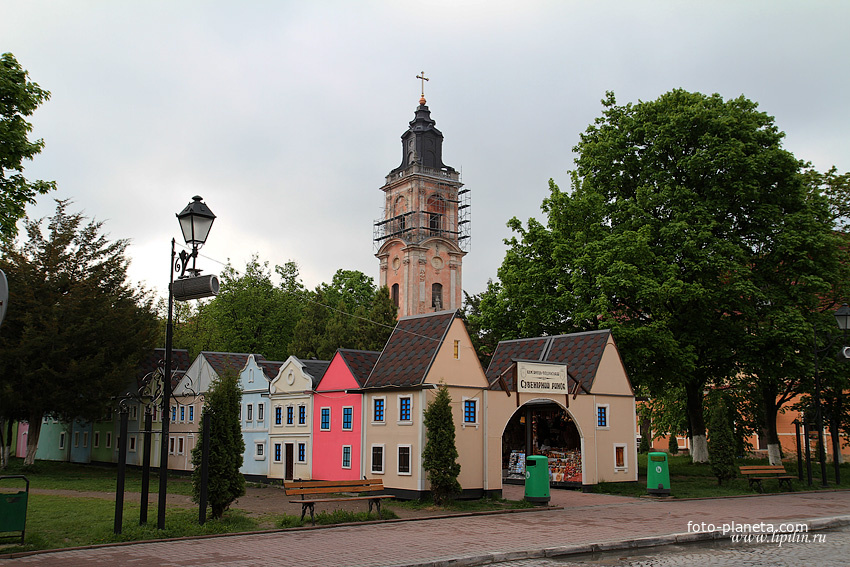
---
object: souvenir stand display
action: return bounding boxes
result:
[502,403,582,485]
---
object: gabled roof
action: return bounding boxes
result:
[299,358,331,389]
[364,310,456,389]
[335,349,381,388]
[200,352,263,377]
[485,330,612,392]
[136,348,191,389]
[258,360,285,382]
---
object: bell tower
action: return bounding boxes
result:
[374,75,470,318]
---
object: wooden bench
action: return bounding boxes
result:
[739,465,795,492]
[283,478,393,525]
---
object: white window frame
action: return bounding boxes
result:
[298,405,307,426]
[131,405,138,420]
[274,443,282,463]
[106,431,112,449]
[596,404,610,430]
[247,403,253,422]
[257,402,264,422]
[177,436,185,455]
[180,405,186,423]
[614,443,628,472]
[59,432,66,450]
[372,396,386,425]
[297,442,307,463]
[93,431,100,448]
[255,440,266,461]
[342,445,352,469]
[397,444,412,475]
[397,395,413,424]
[342,406,354,431]
[74,431,80,448]
[371,443,385,474]
[169,436,176,455]
[275,405,282,425]
[320,407,331,431]
[462,397,479,428]
[286,405,294,426]
[129,435,137,453]
[188,405,194,422]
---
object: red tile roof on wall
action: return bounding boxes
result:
[364,310,457,389]
[485,330,612,392]
[335,349,381,387]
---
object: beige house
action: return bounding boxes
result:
[360,310,489,499]
[267,356,330,481]
[484,330,638,492]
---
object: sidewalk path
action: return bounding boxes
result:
[3,487,849,566]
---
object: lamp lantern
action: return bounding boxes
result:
[177,195,216,248]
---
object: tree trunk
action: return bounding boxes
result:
[761,389,782,465]
[24,413,43,466]
[685,381,708,462]
[0,417,7,469]
[691,434,708,462]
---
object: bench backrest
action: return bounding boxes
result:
[284,478,384,496]
[739,465,788,474]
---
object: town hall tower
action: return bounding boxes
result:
[374,80,470,318]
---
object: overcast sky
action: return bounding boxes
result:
[4,1,849,300]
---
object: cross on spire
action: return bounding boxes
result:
[416,71,429,104]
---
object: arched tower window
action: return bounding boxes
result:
[391,283,400,308]
[394,196,407,235]
[432,283,443,310]
[427,195,446,236]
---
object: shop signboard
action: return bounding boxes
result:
[516,361,568,395]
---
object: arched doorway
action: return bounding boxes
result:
[502,399,583,487]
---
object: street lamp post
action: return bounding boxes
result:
[810,303,850,489]
[157,196,216,530]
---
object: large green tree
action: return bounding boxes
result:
[475,90,835,462]
[290,269,397,359]
[0,53,55,240]
[0,200,158,464]
[191,368,245,519]
[169,257,306,360]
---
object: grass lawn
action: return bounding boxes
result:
[0,458,531,554]
[596,453,850,498]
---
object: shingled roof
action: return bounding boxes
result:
[136,348,191,389]
[364,310,456,389]
[258,360,285,382]
[200,352,263,377]
[298,358,331,389]
[485,330,612,392]
[330,349,379,388]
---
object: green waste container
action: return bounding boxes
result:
[647,452,671,495]
[524,455,550,503]
[0,475,29,544]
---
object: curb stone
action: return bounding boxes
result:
[392,515,850,567]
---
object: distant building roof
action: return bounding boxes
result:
[485,330,612,392]
[364,310,456,389]
[200,352,264,377]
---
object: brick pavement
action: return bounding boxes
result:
[2,487,849,566]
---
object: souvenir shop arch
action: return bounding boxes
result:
[502,399,584,487]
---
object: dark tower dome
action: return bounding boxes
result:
[391,99,456,174]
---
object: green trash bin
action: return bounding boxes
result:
[524,455,550,503]
[647,452,671,495]
[0,475,29,544]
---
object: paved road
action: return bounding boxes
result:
[490,525,850,566]
[2,487,849,566]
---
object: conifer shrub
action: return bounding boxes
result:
[422,384,461,505]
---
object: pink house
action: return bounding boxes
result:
[312,349,380,481]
